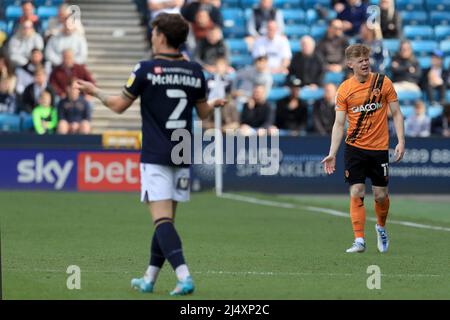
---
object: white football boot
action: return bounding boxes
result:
[375,224,389,253]
[345,239,366,253]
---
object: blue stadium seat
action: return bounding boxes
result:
[440,39,450,54]
[324,72,344,85]
[221,0,240,8]
[225,39,249,54]
[222,8,245,26]
[0,114,21,132]
[435,25,450,41]
[400,11,428,25]
[411,40,438,56]
[0,20,7,33]
[418,56,432,69]
[299,87,324,102]
[229,55,253,69]
[403,25,434,40]
[445,56,450,69]
[310,24,327,40]
[21,114,34,131]
[400,105,415,118]
[289,39,301,53]
[447,90,450,102]
[272,73,287,86]
[397,90,423,104]
[428,105,444,118]
[267,86,290,102]
[3,0,21,6]
[305,8,319,25]
[383,39,401,55]
[5,5,22,21]
[425,0,450,12]
[304,0,329,10]
[429,11,450,26]
[223,24,247,38]
[37,6,58,19]
[282,9,305,25]
[35,0,65,6]
[284,24,309,39]
[396,0,424,11]
[274,0,303,9]
[240,0,260,8]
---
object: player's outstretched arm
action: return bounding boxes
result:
[389,100,405,162]
[322,110,346,175]
[76,80,134,114]
[195,99,227,120]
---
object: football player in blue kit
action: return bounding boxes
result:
[77,13,225,296]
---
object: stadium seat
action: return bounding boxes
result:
[0,20,7,33]
[274,0,303,9]
[418,56,432,69]
[440,39,450,54]
[447,90,450,102]
[310,24,327,40]
[282,9,305,25]
[299,87,324,102]
[272,73,287,86]
[223,24,247,38]
[303,0,329,10]
[225,38,249,55]
[400,105,415,118]
[35,0,65,6]
[403,25,434,40]
[37,6,58,19]
[21,114,34,131]
[435,25,450,41]
[396,0,424,11]
[411,40,438,56]
[397,90,423,104]
[240,0,259,8]
[3,0,21,6]
[0,114,21,132]
[445,56,450,69]
[229,54,253,69]
[221,0,240,8]
[267,86,290,102]
[425,0,450,12]
[305,9,319,25]
[383,39,401,55]
[284,24,309,39]
[289,39,301,53]
[324,72,344,85]
[5,5,22,21]
[400,11,428,25]
[429,11,450,26]
[428,105,444,118]
[222,8,245,26]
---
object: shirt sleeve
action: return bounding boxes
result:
[383,76,398,103]
[195,66,208,103]
[335,83,348,111]
[122,62,145,100]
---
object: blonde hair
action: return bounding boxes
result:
[345,44,371,61]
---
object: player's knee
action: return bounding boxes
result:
[350,185,365,198]
[374,192,388,203]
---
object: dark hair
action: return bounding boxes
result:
[151,13,189,50]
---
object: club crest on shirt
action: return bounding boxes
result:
[373,88,381,96]
[154,66,163,74]
[126,73,136,88]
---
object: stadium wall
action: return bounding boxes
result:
[0,135,449,194]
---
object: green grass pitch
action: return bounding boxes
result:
[1,191,449,300]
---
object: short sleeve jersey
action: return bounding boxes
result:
[123,56,207,166]
[335,72,398,150]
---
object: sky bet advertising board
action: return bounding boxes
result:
[0,137,449,193]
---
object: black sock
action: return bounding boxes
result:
[149,232,165,268]
[154,220,186,270]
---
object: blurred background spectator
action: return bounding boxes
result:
[240,84,275,135]
[391,40,421,93]
[46,3,85,40]
[0,50,17,95]
[0,77,16,114]
[313,83,337,136]
[20,65,55,115]
[13,0,41,35]
[420,50,448,105]
[379,0,401,39]
[194,26,229,73]
[337,0,368,37]
[15,48,50,95]
[32,90,57,135]
[181,0,223,27]
[246,0,284,48]
[8,20,43,67]
[316,19,349,73]
[405,100,431,137]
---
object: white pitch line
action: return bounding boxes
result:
[220,193,450,233]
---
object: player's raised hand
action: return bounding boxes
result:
[394,143,405,162]
[75,80,98,96]
[321,155,336,175]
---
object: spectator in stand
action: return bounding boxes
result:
[316,19,349,73]
[252,20,291,74]
[379,0,401,39]
[194,26,229,73]
[405,100,431,137]
[13,0,41,34]
[391,40,421,93]
[190,8,217,43]
[8,20,44,67]
[337,0,368,37]
[20,65,56,115]
[32,90,58,135]
[0,50,17,95]
[50,49,95,99]
[0,78,16,114]
[313,83,337,136]
[46,3,85,40]
[45,19,88,67]
[356,23,388,73]
[148,0,184,20]
[275,76,308,135]
[288,35,324,88]
[232,53,273,102]
[246,0,285,49]
[240,84,276,135]
[439,104,450,137]
[15,48,51,95]
[181,0,223,27]
[420,50,448,105]
[57,80,91,134]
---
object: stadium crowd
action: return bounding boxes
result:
[1,0,450,137]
